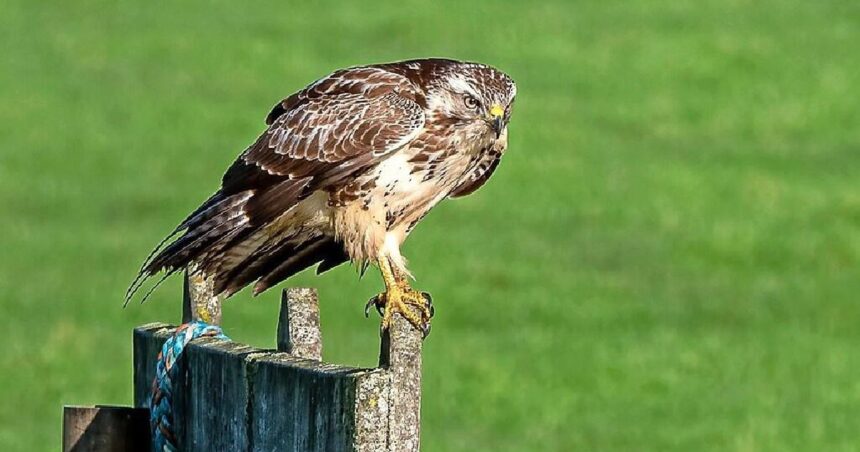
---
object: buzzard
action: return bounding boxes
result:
[128,58,517,335]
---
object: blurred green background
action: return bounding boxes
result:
[1,0,858,450]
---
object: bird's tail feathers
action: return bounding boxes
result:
[214,232,348,297]
[124,190,253,306]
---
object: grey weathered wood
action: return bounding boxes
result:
[62,405,150,452]
[178,337,258,450]
[129,287,425,451]
[133,327,387,451]
[351,368,391,451]
[379,311,424,452]
[248,353,383,451]
[132,322,172,408]
[277,287,323,360]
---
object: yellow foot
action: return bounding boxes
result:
[366,284,434,337]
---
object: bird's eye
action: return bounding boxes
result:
[463,94,480,110]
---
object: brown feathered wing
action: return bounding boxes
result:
[127,68,425,303]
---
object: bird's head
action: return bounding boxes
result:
[425,61,517,148]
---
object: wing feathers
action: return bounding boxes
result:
[129,65,426,302]
[253,238,343,295]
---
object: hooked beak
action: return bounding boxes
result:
[489,104,505,139]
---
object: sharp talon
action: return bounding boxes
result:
[364,296,379,318]
[420,292,434,318]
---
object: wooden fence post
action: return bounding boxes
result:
[277,288,323,360]
[183,268,222,324]
[380,308,424,452]
[125,287,425,451]
[131,322,172,408]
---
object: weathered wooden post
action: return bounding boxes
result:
[129,286,425,451]
[277,287,323,360]
[182,268,222,325]
[380,311,423,452]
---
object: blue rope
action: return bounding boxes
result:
[150,321,229,452]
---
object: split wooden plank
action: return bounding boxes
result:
[62,405,150,452]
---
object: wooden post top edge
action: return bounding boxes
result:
[184,336,257,355]
[249,350,375,376]
[171,334,378,378]
[133,320,412,378]
[134,322,174,332]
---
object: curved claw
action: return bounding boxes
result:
[420,321,432,338]
[364,297,373,318]
[420,292,435,318]
[364,295,384,318]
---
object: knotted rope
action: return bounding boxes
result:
[150,321,229,452]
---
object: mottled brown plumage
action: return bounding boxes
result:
[127,58,516,331]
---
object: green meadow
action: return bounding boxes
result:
[1,1,858,450]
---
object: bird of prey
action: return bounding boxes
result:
[127,58,517,335]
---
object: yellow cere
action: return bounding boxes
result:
[489,104,504,118]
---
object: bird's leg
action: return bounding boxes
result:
[366,256,434,336]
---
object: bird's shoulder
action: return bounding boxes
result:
[266,65,426,125]
[221,66,429,195]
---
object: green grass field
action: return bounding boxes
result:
[1,1,858,450]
